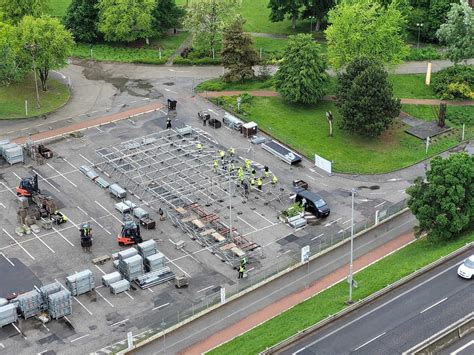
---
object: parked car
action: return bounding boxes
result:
[457,255,474,279]
[295,189,330,218]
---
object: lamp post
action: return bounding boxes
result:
[416,23,423,49]
[24,43,41,109]
[348,188,356,304]
[309,16,316,32]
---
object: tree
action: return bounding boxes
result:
[301,0,335,32]
[14,16,74,91]
[183,0,239,57]
[337,57,401,137]
[268,0,305,30]
[407,153,474,242]
[221,16,259,82]
[0,0,47,24]
[325,0,409,69]
[153,0,185,34]
[64,0,101,43]
[436,0,474,64]
[0,22,26,86]
[97,0,155,42]
[275,34,329,104]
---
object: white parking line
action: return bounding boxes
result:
[52,226,74,247]
[12,323,26,339]
[55,279,93,315]
[324,217,342,227]
[32,170,61,192]
[2,228,35,260]
[374,201,386,208]
[369,192,386,195]
[111,319,129,327]
[342,219,352,225]
[0,343,4,348]
[245,223,278,237]
[152,302,170,311]
[352,332,386,352]
[338,226,351,234]
[0,181,17,197]
[0,203,5,208]
[308,168,324,178]
[32,232,55,253]
[95,288,114,308]
[94,201,124,224]
[253,211,275,225]
[77,206,89,216]
[197,285,215,293]
[70,334,90,343]
[46,163,77,187]
[96,126,104,133]
[62,157,79,171]
[165,256,191,278]
[0,252,15,266]
[124,291,134,300]
[311,233,324,241]
[94,264,106,275]
[79,154,94,165]
[420,297,447,314]
[305,174,316,181]
[237,216,257,231]
[452,340,474,355]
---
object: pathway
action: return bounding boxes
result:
[166,33,193,66]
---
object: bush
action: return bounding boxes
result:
[432,65,474,100]
[404,46,443,61]
[173,56,221,65]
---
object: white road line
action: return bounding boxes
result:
[52,226,74,247]
[12,323,26,339]
[55,279,93,315]
[237,216,257,231]
[46,163,77,187]
[32,232,55,253]
[308,168,324,178]
[2,228,35,260]
[337,226,351,234]
[374,201,386,209]
[352,332,386,352]
[342,219,352,225]
[253,211,275,225]
[420,297,447,314]
[305,174,316,181]
[197,285,215,293]
[311,233,324,241]
[166,256,191,278]
[79,154,94,165]
[90,215,112,235]
[0,203,5,208]
[111,319,129,327]
[94,201,124,224]
[324,217,342,227]
[452,340,474,355]
[0,181,17,197]
[77,206,89,216]
[247,267,255,272]
[245,223,278,237]
[32,170,61,192]
[147,288,154,293]
[369,192,386,195]
[12,172,21,180]
[42,323,50,332]
[124,291,134,300]
[94,264,106,275]
[164,88,178,94]
[96,126,104,133]
[70,334,90,343]
[0,252,15,266]
[277,250,292,258]
[152,303,170,311]
[95,288,114,308]
[0,343,4,348]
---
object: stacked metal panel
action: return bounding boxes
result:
[1,142,23,165]
[66,269,95,296]
[137,240,156,258]
[16,290,43,319]
[0,303,18,327]
[109,279,130,294]
[40,282,62,310]
[144,252,165,272]
[118,248,138,260]
[118,254,144,281]
[47,290,72,319]
[136,267,175,289]
[102,272,122,287]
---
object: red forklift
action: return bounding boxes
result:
[117,220,143,246]
[16,174,40,197]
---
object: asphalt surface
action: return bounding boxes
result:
[131,211,417,354]
[280,247,474,355]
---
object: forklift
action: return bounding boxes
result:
[16,174,40,197]
[79,222,93,251]
[117,219,143,246]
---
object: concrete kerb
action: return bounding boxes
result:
[403,312,474,354]
[116,208,411,354]
[263,241,474,354]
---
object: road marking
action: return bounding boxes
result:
[324,217,341,227]
[197,285,215,293]
[2,228,35,260]
[352,332,386,352]
[311,233,324,241]
[0,343,4,348]
[55,279,93,315]
[208,108,217,115]
[111,319,129,327]
[374,201,386,208]
[70,334,90,343]
[0,202,5,208]
[452,340,474,355]
[253,211,275,225]
[152,303,170,311]
[165,256,191,278]
[95,288,114,308]
[0,252,15,266]
[164,88,178,94]
[77,206,89,216]
[32,232,55,253]
[292,260,462,353]
[237,216,257,231]
[52,226,74,247]
[369,192,386,195]
[277,250,292,258]
[94,264,106,275]
[387,178,401,182]
[79,154,94,165]
[12,323,27,339]
[308,168,323,178]
[342,219,352,225]
[420,297,447,314]
[0,182,17,197]
[305,174,316,181]
[46,163,77,187]
[41,323,50,332]
[94,201,124,224]
[32,169,61,192]
[124,291,134,300]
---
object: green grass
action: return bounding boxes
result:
[47,0,71,17]
[209,230,474,355]
[196,78,275,92]
[213,96,461,174]
[389,74,437,99]
[0,75,70,119]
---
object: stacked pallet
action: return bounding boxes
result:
[118,255,144,281]
[137,240,156,258]
[118,248,138,260]
[40,282,62,302]
[47,290,72,319]
[16,290,43,319]
[66,270,95,296]
[144,252,165,272]
[136,267,175,289]
[0,141,24,165]
[0,304,18,327]
[102,272,122,287]
[109,279,130,294]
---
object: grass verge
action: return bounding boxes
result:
[0,76,70,119]
[208,230,474,355]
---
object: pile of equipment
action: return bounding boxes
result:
[0,140,24,165]
[16,290,43,319]
[66,270,95,296]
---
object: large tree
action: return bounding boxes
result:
[268,0,305,30]
[97,0,155,42]
[325,0,409,70]
[337,57,401,137]
[0,0,47,24]
[436,0,474,64]
[0,22,26,86]
[64,0,101,43]
[153,0,185,34]
[407,153,474,242]
[275,34,329,104]
[221,16,259,82]
[183,0,239,57]
[14,16,74,91]
[301,0,335,31]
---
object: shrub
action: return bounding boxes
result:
[404,46,443,61]
[432,65,474,100]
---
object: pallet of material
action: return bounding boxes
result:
[102,272,122,287]
[109,279,130,294]
[118,248,138,260]
[0,304,18,327]
[135,267,175,289]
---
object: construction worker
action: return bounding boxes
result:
[264,166,270,178]
[219,150,225,160]
[245,159,251,171]
[250,177,255,187]
[243,180,249,197]
[196,142,203,150]
[166,118,172,129]
[257,177,263,190]
[158,208,165,221]
[238,264,245,279]
[229,147,235,157]
[241,257,248,267]
[251,169,256,178]
[229,162,235,174]
[272,175,278,185]
[213,160,219,173]
[238,166,244,178]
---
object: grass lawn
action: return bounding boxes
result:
[0,75,70,119]
[389,74,437,99]
[209,229,474,355]
[213,96,460,174]
[47,0,71,17]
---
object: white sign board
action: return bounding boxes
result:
[315,154,332,174]
[301,245,310,263]
[220,287,226,304]
[127,332,133,349]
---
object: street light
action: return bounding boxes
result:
[309,16,316,32]
[416,23,423,49]
[348,188,356,304]
[24,43,41,109]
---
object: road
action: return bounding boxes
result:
[280,247,474,355]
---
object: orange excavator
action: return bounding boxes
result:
[16,174,40,197]
[117,219,143,246]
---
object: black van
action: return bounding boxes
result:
[295,190,330,218]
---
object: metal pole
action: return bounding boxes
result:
[229,166,232,240]
[348,188,355,304]
[461,123,465,141]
